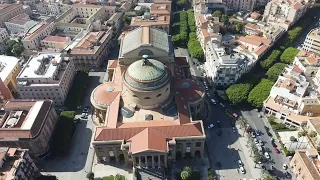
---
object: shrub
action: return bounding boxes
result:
[280,47,299,64]
[226,83,252,104]
[260,50,281,69]
[247,79,275,108]
[180,171,191,180]
[266,63,286,82]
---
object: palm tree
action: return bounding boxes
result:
[289,136,297,150]
[181,170,191,180]
[298,130,308,149]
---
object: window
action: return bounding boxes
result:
[144,97,151,99]
[138,49,154,56]
[196,142,201,147]
[156,94,162,97]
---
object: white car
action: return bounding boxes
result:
[251,132,256,138]
[232,127,236,133]
[206,93,211,97]
[208,124,214,129]
[211,99,216,105]
[81,113,86,119]
[254,138,258,144]
[283,164,287,170]
[264,152,270,159]
[238,160,243,167]
[239,166,246,174]
[259,140,264,146]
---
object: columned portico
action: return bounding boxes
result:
[133,154,167,169]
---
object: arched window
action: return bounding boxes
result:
[144,97,151,99]
[156,94,162,97]
[139,49,154,56]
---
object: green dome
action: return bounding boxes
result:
[127,59,166,82]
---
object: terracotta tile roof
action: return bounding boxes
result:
[108,60,119,69]
[238,36,262,46]
[42,36,69,43]
[117,121,179,128]
[7,13,30,25]
[128,128,168,154]
[94,122,204,141]
[292,64,302,74]
[106,94,120,128]
[73,3,102,8]
[297,150,320,179]
[92,82,121,106]
[25,22,51,40]
[254,45,269,56]
[250,12,261,20]
[150,3,171,15]
[292,2,303,9]
[306,56,320,64]
[280,79,296,91]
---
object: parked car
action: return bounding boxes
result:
[239,166,246,174]
[208,124,214,129]
[264,152,270,159]
[283,164,288,170]
[81,113,86,119]
[232,113,238,118]
[238,160,243,167]
[251,132,256,138]
[83,107,89,113]
[232,127,236,133]
[211,99,217,105]
[254,138,258,144]
[255,130,261,136]
[259,139,264,146]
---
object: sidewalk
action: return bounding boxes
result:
[236,124,264,179]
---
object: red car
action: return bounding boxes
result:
[274,147,280,154]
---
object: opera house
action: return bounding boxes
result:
[90,26,206,168]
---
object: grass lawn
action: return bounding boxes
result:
[102,175,125,180]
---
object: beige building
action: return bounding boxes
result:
[130,15,170,33]
[41,35,71,50]
[0,148,40,180]
[263,0,310,29]
[235,35,271,60]
[150,3,171,15]
[91,27,206,168]
[17,53,76,106]
[290,149,320,180]
[67,31,112,69]
[4,13,38,34]
[306,119,320,149]
[0,4,24,28]
[302,28,320,56]
[0,28,9,54]
[0,100,58,156]
[0,56,21,105]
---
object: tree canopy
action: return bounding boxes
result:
[172,11,188,46]
[260,50,281,69]
[212,10,222,18]
[280,47,299,64]
[177,0,187,7]
[5,39,24,57]
[136,6,150,16]
[266,63,286,82]
[247,79,275,108]
[226,84,252,104]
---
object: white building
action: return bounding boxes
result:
[0,28,8,54]
[5,14,38,34]
[302,28,320,56]
[17,53,76,106]
[204,39,251,87]
[198,0,258,13]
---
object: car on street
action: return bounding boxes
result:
[274,147,280,154]
[206,93,210,97]
[238,160,243,167]
[232,113,238,118]
[81,113,87,119]
[208,124,214,129]
[258,139,263,146]
[211,99,216,105]
[264,152,270,159]
[254,138,258,144]
[283,164,288,170]
[83,107,89,113]
[255,130,261,136]
[219,103,225,108]
[251,132,256,138]
[239,166,246,174]
[232,127,236,133]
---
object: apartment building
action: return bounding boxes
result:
[41,36,71,50]
[303,28,320,56]
[224,0,256,12]
[5,14,38,34]
[290,149,320,180]
[244,23,261,36]
[36,1,63,16]
[306,119,320,148]
[150,3,171,15]
[263,0,310,30]
[263,61,320,127]
[195,13,221,51]
[0,56,21,105]
[72,3,116,19]
[130,14,170,33]
[17,53,76,106]
[22,20,56,50]
[67,31,112,69]
[204,39,250,87]
[0,148,40,180]
[0,100,58,156]
[0,4,24,28]
[0,28,8,54]
[235,35,271,60]
[198,0,257,13]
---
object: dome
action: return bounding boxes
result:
[127,58,165,83]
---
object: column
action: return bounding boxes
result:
[158,155,161,167]
[164,155,167,168]
[132,156,136,167]
[152,156,155,168]
[139,156,141,167]
[145,156,148,168]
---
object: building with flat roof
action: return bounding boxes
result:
[67,31,112,69]
[4,13,38,34]
[17,53,76,106]
[0,4,24,28]
[235,35,271,60]
[303,28,320,56]
[263,57,320,127]
[0,28,8,54]
[91,26,206,168]
[41,35,71,50]
[150,3,171,15]
[0,100,58,156]
[130,14,170,33]
[0,56,21,105]
[204,39,251,88]
[290,149,320,180]
[0,148,40,180]
[263,0,310,30]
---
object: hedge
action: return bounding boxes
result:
[172,11,189,46]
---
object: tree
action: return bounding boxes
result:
[183,166,192,173]
[220,14,229,25]
[280,47,299,64]
[260,50,282,69]
[172,11,189,46]
[187,10,196,32]
[136,6,149,16]
[289,136,297,150]
[12,43,24,56]
[177,0,187,7]
[247,79,275,108]
[226,83,251,104]
[309,130,317,138]
[262,170,275,180]
[86,172,94,180]
[212,10,222,18]
[266,63,286,82]
[180,170,191,180]
[115,174,122,180]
